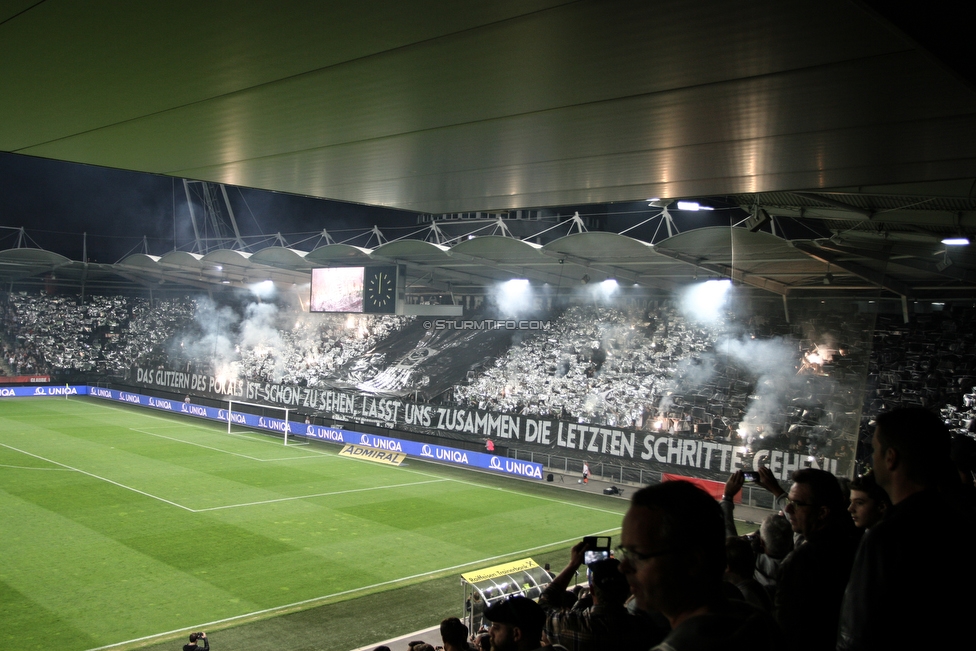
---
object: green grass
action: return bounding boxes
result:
[0,397,626,651]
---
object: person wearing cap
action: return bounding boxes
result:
[483,596,547,651]
[538,540,664,651]
[183,631,208,651]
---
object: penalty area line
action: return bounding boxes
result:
[0,443,195,512]
[0,463,74,471]
[193,478,450,512]
[83,528,619,651]
[129,428,308,462]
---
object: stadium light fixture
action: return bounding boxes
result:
[501,278,530,294]
[941,236,970,246]
[676,201,714,211]
[680,279,732,322]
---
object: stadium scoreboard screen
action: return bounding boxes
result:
[309,265,399,314]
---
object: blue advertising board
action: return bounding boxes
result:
[2,385,543,480]
[0,385,87,397]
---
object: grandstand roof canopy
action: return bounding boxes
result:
[2,1,976,301]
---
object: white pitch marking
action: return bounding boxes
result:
[0,442,452,513]
[0,464,73,471]
[82,526,620,651]
[71,397,330,453]
[193,478,450,512]
[129,428,287,462]
[68,397,627,517]
[0,443,195,512]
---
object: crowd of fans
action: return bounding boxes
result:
[0,291,195,376]
[452,304,868,468]
[857,307,976,470]
[162,308,413,386]
[372,408,974,651]
[7,289,976,475]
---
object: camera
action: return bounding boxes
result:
[742,471,759,483]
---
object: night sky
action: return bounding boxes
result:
[0,152,423,264]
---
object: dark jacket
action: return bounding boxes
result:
[651,599,784,651]
[836,489,976,650]
[773,520,859,651]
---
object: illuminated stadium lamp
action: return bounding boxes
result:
[941,236,970,246]
[501,278,530,294]
[681,279,732,322]
[250,279,276,298]
[601,278,618,288]
[676,201,715,211]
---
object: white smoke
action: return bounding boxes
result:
[239,302,287,381]
[679,280,732,323]
[179,296,239,370]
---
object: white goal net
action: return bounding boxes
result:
[225,400,309,446]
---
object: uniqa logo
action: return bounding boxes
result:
[360,434,370,445]
[435,449,468,464]
[489,457,502,470]
[317,429,344,442]
[421,444,434,457]
[505,460,544,479]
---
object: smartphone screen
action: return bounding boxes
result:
[582,536,611,565]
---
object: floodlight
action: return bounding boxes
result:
[942,236,970,246]
[680,279,732,322]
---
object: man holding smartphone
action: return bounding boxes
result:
[537,539,663,651]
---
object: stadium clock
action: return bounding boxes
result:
[364,266,396,313]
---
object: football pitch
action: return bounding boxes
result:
[0,397,625,651]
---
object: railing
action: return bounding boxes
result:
[507,447,779,510]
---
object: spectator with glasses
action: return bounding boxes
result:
[773,469,859,651]
[617,481,783,650]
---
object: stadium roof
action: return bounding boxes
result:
[2,1,976,301]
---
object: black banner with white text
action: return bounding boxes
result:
[131,365,851,481]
